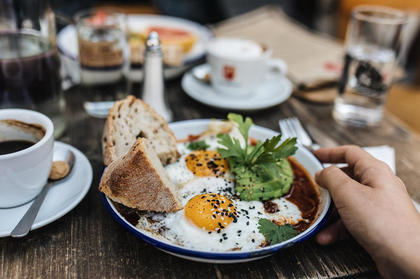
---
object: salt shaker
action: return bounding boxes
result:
[142,32,172,122]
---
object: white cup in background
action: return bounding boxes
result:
[0,109,54,208]
[207,37,287,96]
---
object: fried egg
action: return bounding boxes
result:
[136,130,306,251]
[164,136,234,186]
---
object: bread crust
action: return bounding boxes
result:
[102,95,179,166]
[100,138,182,212]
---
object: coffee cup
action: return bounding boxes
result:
[207,37,287,96]
[0,109,54,208]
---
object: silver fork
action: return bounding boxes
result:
[278,117,317,151]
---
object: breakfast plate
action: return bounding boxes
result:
[181,64,293,111]
[101,119,331,263]
[0,141,92,237]
[57,14,213,84]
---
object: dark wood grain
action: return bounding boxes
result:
[5,78,420,278]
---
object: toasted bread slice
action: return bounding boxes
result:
[100,138,182,212]
[103,95,179,166]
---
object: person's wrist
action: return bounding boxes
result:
[373,219,420,278]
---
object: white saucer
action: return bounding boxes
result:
[0,141,92,237]
[181,64,293,111]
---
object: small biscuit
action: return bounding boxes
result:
[49,161,70,180]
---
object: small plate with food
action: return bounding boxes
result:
[58,14,212,83]
[99,96,331,263]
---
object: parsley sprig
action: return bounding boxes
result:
[258,219,299,244]
[217,113,297,166]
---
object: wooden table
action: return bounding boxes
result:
[2,78,420,278]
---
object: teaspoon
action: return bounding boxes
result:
[10,149,76,238]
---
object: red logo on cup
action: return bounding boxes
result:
[223,65,235,81]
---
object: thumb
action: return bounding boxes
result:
[315,166,360,200]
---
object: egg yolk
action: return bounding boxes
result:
[185,150,229,177]
[184,193,237,231]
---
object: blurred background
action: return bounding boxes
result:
[51,0,420,132]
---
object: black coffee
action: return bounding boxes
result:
[0,32,62,107]
[0,140,35,155]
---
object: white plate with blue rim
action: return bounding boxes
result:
[57,14,213,84]
[100,119,331,263]
[0,141,92,237]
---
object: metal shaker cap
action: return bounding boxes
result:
[145,31,161,52]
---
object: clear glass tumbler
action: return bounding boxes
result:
[75,9,130,118]
[0,0,67,138]
[333,6,407,127]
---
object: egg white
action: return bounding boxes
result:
[136,132,305,251]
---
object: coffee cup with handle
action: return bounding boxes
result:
[0,109,54,208]
[207,37,287,96]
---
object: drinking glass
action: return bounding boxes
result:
[75,9,130,118]
[333,5,407,127]
[0,0,66,138]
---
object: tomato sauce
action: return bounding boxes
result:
[285,157,320,232]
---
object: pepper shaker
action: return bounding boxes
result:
[142,32,172,122]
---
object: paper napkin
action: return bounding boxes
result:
[363,145,396,174]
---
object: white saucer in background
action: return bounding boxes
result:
[181,64,293,111]
[0,141,93,237]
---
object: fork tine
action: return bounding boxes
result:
[291,117,312,146]
[279,118,293,139]
[286,118,298,138]
[278,119,286,136]
[289,118,300,137]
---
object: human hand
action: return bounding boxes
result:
[313,145,420,279]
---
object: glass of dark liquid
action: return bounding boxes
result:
[0,0,66,138]
[74,9,130,118]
